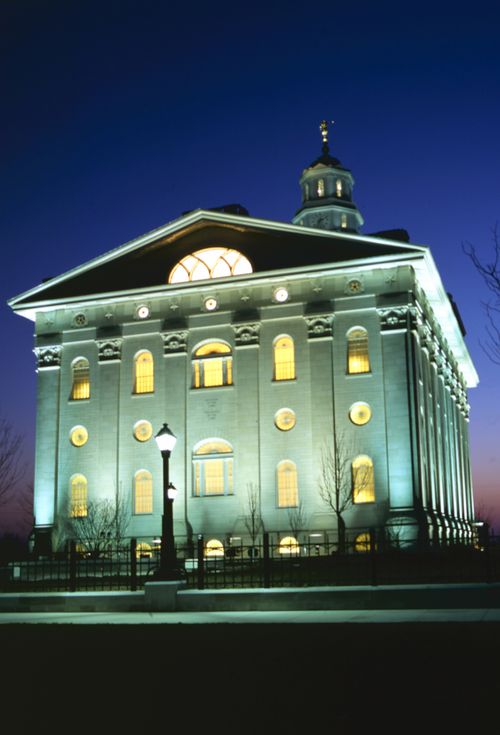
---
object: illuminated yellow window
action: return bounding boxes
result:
[192,342,233,388]
[169,247,253,284]
[273,335,295,381]
[347,328,370,374]
[71,358,90,400]
[341,214,348,229]
[136,542,153,559]
[352,455,375,503]
[134,351,154,394]
[277,460,298,508]
[354,532,372,553]
[317,178,325,197]
[279,536,299,555]
[134,470,153,514]
[205,539,224,557]
[193,439,233,496]
[70,474,87,517]
[336,179,343,197]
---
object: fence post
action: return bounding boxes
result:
[69,540,77,592]
[197,534,204,590]
[263,532,271,588]
[130,538,137,591]
[370,528,378,586]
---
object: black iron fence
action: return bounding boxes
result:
[1,532,500,593]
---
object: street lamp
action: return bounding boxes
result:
[154,423,181,580]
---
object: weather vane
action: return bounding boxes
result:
[319,119,334,153]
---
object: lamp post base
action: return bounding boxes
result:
[144,579,187,612]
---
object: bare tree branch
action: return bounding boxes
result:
[0,419,25,507]
[244,482,263,546]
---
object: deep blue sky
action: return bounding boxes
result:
[2,0,500,535]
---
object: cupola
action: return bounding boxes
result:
[292,120,364,233]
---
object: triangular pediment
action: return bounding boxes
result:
[9,209,425,308]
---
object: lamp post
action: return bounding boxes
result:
[154,423,180,580]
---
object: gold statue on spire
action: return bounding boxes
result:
[319,119,334,152]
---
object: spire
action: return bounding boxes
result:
[319,119,334,156]
[291,121,364,233]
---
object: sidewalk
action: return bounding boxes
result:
[2,607,500,624]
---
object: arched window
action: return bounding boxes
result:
[273,335,295,381]
[205,539,224,557]
[134,470,153,514]
[193,439,234,496]
[193,341,233,388]
[168,247,252,284]
[71,358,90,400]
[70,474,87,517]
[352,455,375,503]
[279,536,300,555]
[347,328,370,374]
[336,179,343,197]
[134,351,154,394]
[277,460,298,508]
[341,214,348,229]
[317,178,325,197]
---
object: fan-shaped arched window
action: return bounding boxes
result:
[279,536,300,555]
[273,336,295,381]
[193,439,234,496]
[193,341,233,388]
[352,455,375,503]
[205,539,224,557]
[134,470,153,514]
[71,358,90,400]
[347,328,370,374]
[134,351,154,394]
[277,460,298,508]
[169,247,253,284]
[70,474,87,517]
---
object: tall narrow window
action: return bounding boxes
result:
[273,336,295,381]
[134,470,153,514]
[70,474,87,517]
[347,328,370,374]
[71,358,90,400]
[352,455,375,503]
[341,214,348,229]
[317,178,325,197]
[134,351,154,394]
[336,179,343,197]
[193,440,234,496]
[277,460,298,508]
[193,342,233,388]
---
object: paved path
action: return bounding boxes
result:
[2,608,500,624]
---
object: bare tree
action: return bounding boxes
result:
[463,225,500,363]
[66,487,130,558]
[0,418,25,508]
[318,431,370,552]
[244,482,263,549]
[287,501,306,543]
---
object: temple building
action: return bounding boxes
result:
[9,122,478,556]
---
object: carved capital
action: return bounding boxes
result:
[97,339,122,362]
[233,323,260,347]
[34,345,62,369]
[378,307,408,330]
[304,315,333,339]
[162,331,188,354]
